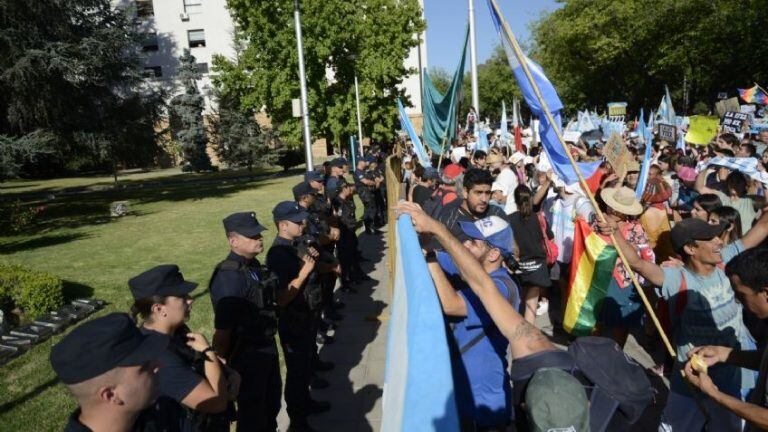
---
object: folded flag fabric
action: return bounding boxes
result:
[564,218,619,336]
[707,156,758,177]
[487,0,601,185]
[397,99,431,167]
[739,85,768,105]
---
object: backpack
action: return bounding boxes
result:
[422,186,458,218]
[509,337,653,432]
[536,211,559,265]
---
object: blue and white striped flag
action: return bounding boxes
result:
[487,0,600,185]
[706,157,759,177]
[397,99,431,167]
[636,137,653,199]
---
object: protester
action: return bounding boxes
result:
[508,185,551,324]
[435,168,507,240]
[598,209,768,431]
[709,206,743,245]
[696,168,757,234]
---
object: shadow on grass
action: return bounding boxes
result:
[62,280,95,301]
[0,376,60,415]
[0,233,90,255]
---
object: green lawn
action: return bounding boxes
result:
[0,171,332,430]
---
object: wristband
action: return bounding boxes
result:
[201,347,216,360]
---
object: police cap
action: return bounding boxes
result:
[129,264,198,300]
[330,157,349,168]
[272,201,309,223]
[304,170,325,184]
[50,313,166,385]
[292,181,315,200]
[223,211,267,238]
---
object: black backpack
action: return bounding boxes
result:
[510,336,654,432]
[422,187,457,218]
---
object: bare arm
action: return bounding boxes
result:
[427,260,467,317]
[695,168,718,195]
[277,255,315,306]
[740,206,768,250]
[597,220,665,286]
[396,201,555,358]
[182,333,228,413]
[532,177,551,206]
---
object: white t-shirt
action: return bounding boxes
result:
[496,167,519,214]
[451,146,467,164]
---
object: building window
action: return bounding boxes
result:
[142,32,159,52]
[188,29,206,48]
[136,0,154,18]
[142,66,162,78]
[183,0,202,14]
[196,63,209,74]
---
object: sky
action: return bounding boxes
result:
[423,0,561,71]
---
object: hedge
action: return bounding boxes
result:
[0,263,64,319]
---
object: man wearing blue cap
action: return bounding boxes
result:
[50,312,166,432]
[267,201,330,430]
[427,215,520,430]
[209,211,281,431]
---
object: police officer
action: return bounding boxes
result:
[267,202,331,431]
[354,157,379,235]
[332,182,369,287]
[50,313,165,432]
[325,158,349,202]
[129,265,234,432]
[210,212,281,432]
[369,156,387,228]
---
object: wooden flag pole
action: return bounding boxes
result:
[489,0,675,359]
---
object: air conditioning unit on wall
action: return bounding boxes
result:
[180,12,190,21]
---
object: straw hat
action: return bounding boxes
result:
[600,186,643,216]
[486,153,504,165]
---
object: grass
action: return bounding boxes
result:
[0,169,348,430]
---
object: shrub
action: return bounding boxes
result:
[0,263,64,319]
[275,147,305,171]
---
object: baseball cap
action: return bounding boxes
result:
[491,181,509,196]
[364,155,377,163]
[50,313,167,385]
[304,170,325,184]
[330,157,349,168]
[525,368,590,432]
[458,216,514,257]
[292,181,315,200]
[670,218,726,253]
[223,211,267,238]
[272,200,309,223]
[509,152,526,165]
[128,265,198,300]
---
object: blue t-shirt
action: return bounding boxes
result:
[437,252,519,426]
[661,240,754,396]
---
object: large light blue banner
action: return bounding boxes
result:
[381,215,459,431]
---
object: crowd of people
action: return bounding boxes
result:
[398,121,768,431]
[49,155,388,432]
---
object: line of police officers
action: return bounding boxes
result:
[50,157,386,432]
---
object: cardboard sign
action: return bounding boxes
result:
[603,132,631,178]
[720,111,749,133]
[607,102,627,117]
[657,123,677,142]
[686,116,719,145]
[716,97,741,117]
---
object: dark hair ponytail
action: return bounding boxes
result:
[130,295,167,323]
[514,184,533,219]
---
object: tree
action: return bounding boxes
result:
[213,0,425,153]
[0,0,165,177]
[171,50,212,172]
[459,45,521,124]
[428,67,452,95]
[529,0,768,113]
[211,93,277,171]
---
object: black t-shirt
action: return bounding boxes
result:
[508,212,547,262]
[437,198,508,240]
[412,184,433,208]
[64,410,92,432]
[64,408,166,432]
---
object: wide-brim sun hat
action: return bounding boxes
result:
[600,186,643,216]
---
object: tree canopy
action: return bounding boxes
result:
[213,0,425,151]
[529,0,768,113]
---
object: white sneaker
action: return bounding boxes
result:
[535,299,549,316]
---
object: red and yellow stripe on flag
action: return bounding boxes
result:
[564,218,619,336]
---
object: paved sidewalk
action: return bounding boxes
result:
[277,230,390,432]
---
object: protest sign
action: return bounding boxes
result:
[604,132,631,179]
[657,123,677,142]
[716,97,741,117]
[720,111,749,134]
[607,102,627,117]
[563,130,582,143]
[686,115,719,145]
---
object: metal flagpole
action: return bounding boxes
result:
[468,0,480,118]
[294,0,313,172]
[489,0,676,359]
[354,72,364,156]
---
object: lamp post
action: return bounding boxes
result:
[468,0,480,119]
[354,72,364,156]
[293,0,313,171]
